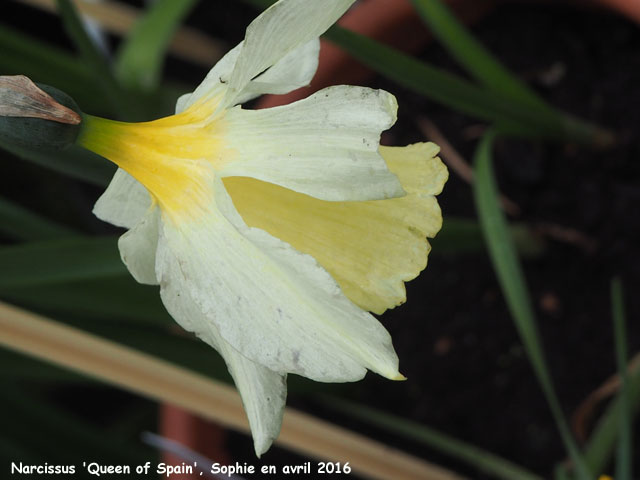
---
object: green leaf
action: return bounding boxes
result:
[0,23,186,120]
[611,278,632,480]
[472,130,591,479]
[410,0,550,112]
[0,196,76,241]
[431,218,489,254]
[582,355,640,474]
[325,27,608,146]
[0,236,125,288]
[241,0,613,146]
[0,277,171,326]
[327,27,536,127]
[323,396,543,480]
[116,0,199,91]
[433,217,545,257]
[56,0,138,120]
[0,142,114,186]
[0,23,106,114]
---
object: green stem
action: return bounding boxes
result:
[611,278,632,480]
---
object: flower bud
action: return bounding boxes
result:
[0,75,82,151]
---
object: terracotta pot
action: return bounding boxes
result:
[160,404,229,479]
[587,0,640,23]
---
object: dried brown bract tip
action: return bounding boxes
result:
[0,75,81,125]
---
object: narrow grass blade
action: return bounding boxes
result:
[0,196,75,240]
[327,27,539,129]
[115,0,199,91]
[473,130,591,479]
[583,357,640,473]
[324,397,543,480]
[0,301,464,480]
[411,0,550,112]
[56,0,136,119]
[0,236,125,288]
[611,278,632,480]
[240,0,612,146]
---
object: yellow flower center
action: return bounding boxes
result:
[78,97,227,221]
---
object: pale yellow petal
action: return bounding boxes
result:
[223,143,448,314]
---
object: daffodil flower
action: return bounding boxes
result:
[76,0,447,455]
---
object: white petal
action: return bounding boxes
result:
[223,0,353,107]
[160,273,285,457]
[220,86,404,201]
[118,207,160,285]
[93,168,152,228]
[216,340,286,457]
[232,39,319,105]
[155,178,400,382]
[175,42,244,114]
[177,38,319,113]
[174,93,192,115]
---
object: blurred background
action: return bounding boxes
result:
[1,0,638,479]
